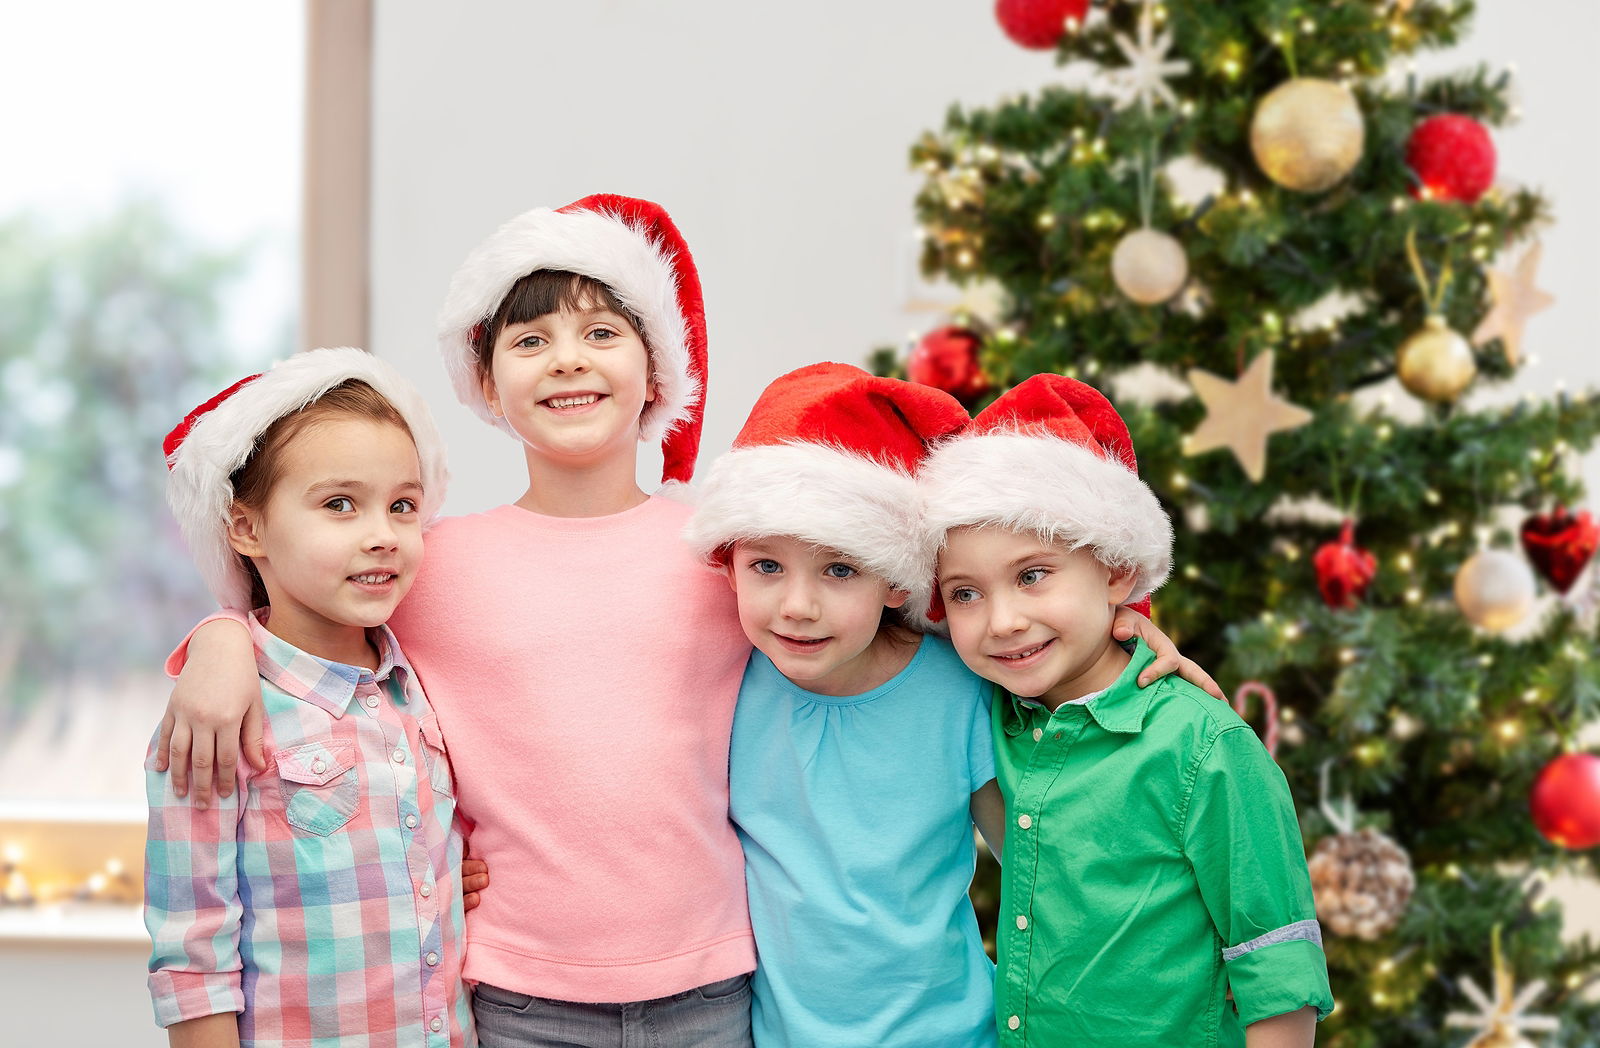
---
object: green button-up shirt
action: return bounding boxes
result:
[993,640,1334,1045]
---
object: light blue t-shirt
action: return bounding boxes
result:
[730,633,999,1048]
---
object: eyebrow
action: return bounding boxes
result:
[939,549,1059,586]
[305,479,423,496]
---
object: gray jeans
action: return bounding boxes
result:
[473,974,753,1048]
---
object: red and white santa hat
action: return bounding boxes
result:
[684,362,970,624]
[436,193,708,484]
[919,373,1172,617]
[163,346,450,610]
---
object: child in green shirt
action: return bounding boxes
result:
[918,374,1334,1047]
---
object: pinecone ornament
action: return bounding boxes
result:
[1307,828,1415,940]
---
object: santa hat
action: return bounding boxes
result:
[163,347,450,610]
[684,362,969,625]
[919,373,1172,617]
[436,194,707,484]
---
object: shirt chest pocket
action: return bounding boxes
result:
[275,740,360,837]
[417,714,455,800]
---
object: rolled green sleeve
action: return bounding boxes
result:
[1183,724,1335,1025]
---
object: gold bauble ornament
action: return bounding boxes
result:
[1454,550,1536,632]
[1250,78,1365,193]
[1112,228,1188,304]
[1398,315,1477,402]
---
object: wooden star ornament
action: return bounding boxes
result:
[1185,350,1312,483]
[1472,242,1555,367]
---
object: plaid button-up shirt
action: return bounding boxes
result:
[145,613,475,1047]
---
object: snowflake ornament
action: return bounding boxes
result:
[1108,2,1190,111]
[1443,928,1559,1046]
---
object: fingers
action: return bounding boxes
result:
[169,722,193,798]
[1138,650,1179,688]
[1183,658,1227,702]
[463,890,482,913]
[190,732,216,810]
[242,701,268,772]
[154,712,176,773]
[214,735,240,800]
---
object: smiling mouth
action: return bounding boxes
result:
[542,393,602,409]
[994,639,1053,662]
[775,633,830,651]
[350,573,397,585]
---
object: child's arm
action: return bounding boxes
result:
[1246,1006,1318,1047]
[154,615,265,809]
[145,733,248,1035]
[1111,606,1225,699]
[1184,727,1334,1031]
[167,1013,241,1048]
[969,779,1006,861]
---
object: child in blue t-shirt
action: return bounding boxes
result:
[683,362,1002,1048]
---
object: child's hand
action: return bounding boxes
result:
[153,619,264,809]
[462,855,490,912]
[1111,607,1226,700]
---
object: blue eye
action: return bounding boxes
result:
[325,497,354,513]
[391,498,417,514]
[1019,567,1049,587]
[588,327,618,342]
[514,333,545,350]
[947,586,979,605]
[824,563,858,580]
[752,559,782,575]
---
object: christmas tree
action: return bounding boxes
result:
[881,1,1600,1043]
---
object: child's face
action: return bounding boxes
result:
[480,302,655,470]
[227,417,424,653]
[938,526,1136,709]
[727,536,909,696]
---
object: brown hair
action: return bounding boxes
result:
[229,380,413,609]
[471,270,645,378]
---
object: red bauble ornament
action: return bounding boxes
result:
[1520,505,1600,594]
[1530,753,1600,850]
[908,326,990,403]
[1405,114,1497,203]
[1313,520,1378,609]
[995,0,1089,50]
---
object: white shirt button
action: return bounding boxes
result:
[1017,813,1033,830]
[310,759,326,774]
[1008,1015,1020,1030]
[365,695,379,708]
[393,749,407,763]
[430,1016,443,1032]
[1032,727,1043,741]
[405,814,419,829]
[426,951,439,966]
[1016,915,1028,930]
[419,882,432,897]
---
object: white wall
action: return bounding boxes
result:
[371,0,1600,515]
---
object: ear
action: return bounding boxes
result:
[226,503,266,558]
[479,369,503,420]
[1107,565,1139,607]
[883,587,911,610]
[717,546,738,593]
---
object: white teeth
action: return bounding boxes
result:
[351,574,392,585]
[547,393,599,408]
[998,643,1046,661]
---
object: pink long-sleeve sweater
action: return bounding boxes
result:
[387,496,754,1003]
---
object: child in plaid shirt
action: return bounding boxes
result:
[146,349,478,1047]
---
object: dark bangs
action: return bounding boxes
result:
[473,270,643,371]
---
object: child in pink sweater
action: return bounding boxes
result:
[155,195,1217,1048]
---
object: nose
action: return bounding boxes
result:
[365,511,399,552]
[986,593,1028,638]
[548,332,590,375]
[778,578,821,622]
